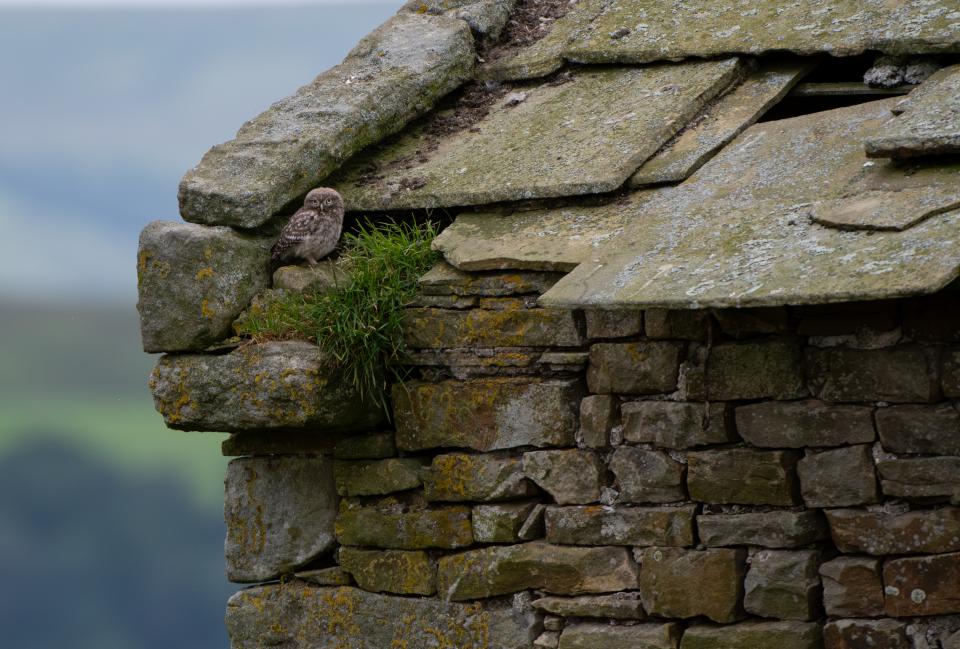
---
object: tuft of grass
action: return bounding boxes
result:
[236,219,440,408]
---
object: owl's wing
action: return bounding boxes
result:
[271,208,319,262]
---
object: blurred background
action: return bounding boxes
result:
[0,1,403,647]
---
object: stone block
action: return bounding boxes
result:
[472,500,539,543]
[735,400,875,448]
[823,619,910,649]
[743,549,821,621]
[587,342,682,395]
[424,453,537,501]
[878,457,960,500]
[806,346,940,403]
[535,630,560,648]
[545,505,696,547]
[819,556,885,617]
[532,594,646,620]
[523,450,604,505]
[637,547,746,623]
[713,307,791,338]
[558,622,680,649]
[687,449,801,506]
[697,510,828,548]
[681,340,806,401]
[402,306,585,349]
[622,401,734,449]
[418,261,565,297]
[826,507,960,555]
[644,309,710,341]
[333,433,396,460]
[338,547,436,596]
[333,458,425,497]
[945,349,960,397]
[584,309,643,339]
[876,404,960,455]
[798,445,879,508]
[578,395,617,449]
[393,378,581,451]
[334,502,473,550]
[436,542,639,601]
[680,621,823,649]
[272,262,346,293]
[884,551,960,616]
[225,456,337,583]
[609,447,686,503]
[137,220,271,352]
[399,0,515,40]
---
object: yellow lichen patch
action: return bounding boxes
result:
[195,266,215,281]
[200,299,216,319]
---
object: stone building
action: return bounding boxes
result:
[137,1,960,648]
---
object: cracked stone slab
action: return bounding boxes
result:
[178,13,475,228]
[335,58,742,211]
[565,1,960,65]
[539,99,960,310]
[866,63,960,158]
[401,0,517,40]
[809,186,960,231]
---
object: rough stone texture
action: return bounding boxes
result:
[535,630,560,648]
[334,502,473,550]
[418,261,564,296]
[878,457,960,500]
[545,505,695,547]
[338,547,436,595]
[533,594,646,620]
[645,309,710,341]
[472,500,539,543]
[272,262,347,293]
[680,621,823,649]
[828,507,960,556]
[743,549,821,621]
[584,310,642,340]
[609,447,686,503]
[866,64,960,159]
[178,13,475,228]
[578,395,616,449]
[819,556,885,617]
[424,453,537,501]
[798,445,879,508]
[137,220,271,353]
[687,449,801,506]
[333,433,396,460]
[876,404,960,455]
[402,306,585,348]
[823,619,911,649]
[226,584,540,649]
[333,458,425,497]
[225,457,337,583]
[295,567,353,587]
[806,346,941,403]
[810,187,960,231]
[557,622,679,649]
[393,378,581,451]
[735,400,875,448]
[436,542,639,601]
[884,552,960,616]
[621,401,733,449]
[522,450,603,505]
[587,342,682,395]
[400,0,516,39]
[150,341,386,432]
[681,341,806,401]
[637,547,746,623]
[336,59,742,211]
[697,510,828,549]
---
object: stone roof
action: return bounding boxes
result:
[178,0,960,309]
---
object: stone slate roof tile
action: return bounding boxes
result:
[400,0,517,40]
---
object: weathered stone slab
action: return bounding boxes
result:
[866,64,960,159]
[629,61,809,187]
[697,510,828,549]
[533,593,646,620]
[523,450,604,505]
[743,549,821,621]
[810,187,960,231]
[735,400,875,448]
[884,551,960,616]
[225,457,337,583]
[333,458,425,497]
[226,584,540,649]
[472,500,539,543]
[622,401,733,449]
[820,556,885,618]
[402,306,584,348]
[584,309,642,340]
[393,378,581,451]
[436,542,639,600]
[424,453,537,501]
[335,59,742,211]
[687,449,801,506]
[545,505,695,547]
[587,342,682,395]
[680,621,823,649]
[806,346,940,403]
[150,341,386,432]
[876,404,960,455]
[400,0,515,39]
[535,631,560,648]
[878,457,960,500]
[578,395,617,449]
[822,619,910,649]
[827,508,960,555]
[179,13,475,228]
[418,261,564,296]
[137,221,271,352]
[681,341,806,401]
[637,547,746,623]
[272,262,347,293]
[335,502,473,550]
[609,447,686,503]
[798,445,879,508]
[558,622,679,649]
[566,2,960,63]
[333,432,396,460]
[338,547,436,595]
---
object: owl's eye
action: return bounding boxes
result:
[324,198,333,206]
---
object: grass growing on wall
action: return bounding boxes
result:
[235,219,439,405]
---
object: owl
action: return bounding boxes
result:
[270,188,345,266]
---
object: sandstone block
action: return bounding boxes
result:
[743,549,821,621]
[225,457,337,583]
[472,500,539,543]
[533,594,646,620]
[876,404,960,455]
[334,502,473,550]
[637,547,746,623]
[579,395,617,449]
[558,622,679,649]
[687,449,800,506]
[819,556,885,617]
[697,510,828,548]
[333,432,396,460]
[587,342,682,395]
[884,551,960,616]
[823,619,910,649]
[402,306,585,349]
[424,453,537,502]
[523,450,604,505]
[584,309,643,339]
[338,547,436,595]
[333,458,425,497]
[827,507,960,555]
[735,400,875,448]
[798,445,879,507]
[680,621,822,649]
[681,340,806,401]
[644,309,709,341]
[622,401,733,449]
[878,457,960,500]
[806,346,940,403]
[545,505,695,547]
[393,378,581,451]
[609,447,686,503]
